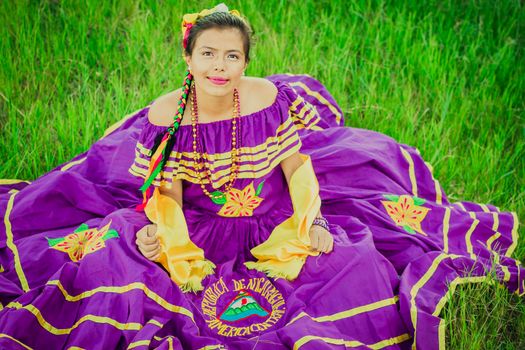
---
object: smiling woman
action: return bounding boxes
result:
[0,2,523,350]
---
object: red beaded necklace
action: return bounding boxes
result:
[190,83,241,204]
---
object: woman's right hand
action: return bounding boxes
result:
[135,224,161,261]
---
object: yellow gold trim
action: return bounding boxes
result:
[6,302,142,335]
[465,212,479,260]
[127,340,151,349]
[131,140,301,188]
[197,345,225,350]
[480,204,490,213]
[0,179,31,185]
[0,333,33,350]
[134,127,299,176]
[286,296,399,325]
[289,82,342,125]
[60,157,87,172]
[505,212,519,258]
[4,190,29,291]
[455,202,467,211]
[432,276,487,350]
[438,319,446,350]
[410,253,462,350]
[492,212,499,232]
[293,333,410,350]
[400,147,418,197]
[486,232,501,251]
[501,266,511,282]
[47,280,195,322]
[443,207,451,253]
[134,116,297,164]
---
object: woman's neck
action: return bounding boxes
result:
[194,86,235,121]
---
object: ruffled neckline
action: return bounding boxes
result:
[144,79,288,130]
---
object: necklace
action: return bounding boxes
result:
[190,82,241,204]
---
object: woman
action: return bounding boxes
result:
[0,4,522,350]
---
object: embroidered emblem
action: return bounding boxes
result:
[201,277,286,337]
[381,194,431,235]
[47,221,119,262]
[217,181,264,217]
[219,290,270,322]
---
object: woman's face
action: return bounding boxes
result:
[185,27,247,98]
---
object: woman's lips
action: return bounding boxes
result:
[207,77,229,86]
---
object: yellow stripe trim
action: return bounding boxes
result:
[465,212,479,260]
[60,157,87,172]
[287,296,399,325]
[293,333,410,350]
[289,82,342,125]
[197,345,225,350]
[127,340,151,349]
[455,202,467,211]
[0,179,31,185]
[47,280,195,322]
[492,212,499,232]
[434,179,443,205]
[131,139,301,188]
[134,116,298,164]
[410,253,461,349]
[505,212,519,258]
[480,204,490,213]
[443,207,451,253]
[6,302,142,335]
[486,232,501,251]
[438,319,446,350]
[4,191,29,291]
[0,333,33,350]
[400,147,418,197]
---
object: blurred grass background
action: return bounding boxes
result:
[1,0,524,348]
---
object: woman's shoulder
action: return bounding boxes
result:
[147,88,183,127]
[239,77,279,115]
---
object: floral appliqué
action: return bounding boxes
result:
[47,221,119,262]
[217,181,264,217]
[381,194,431,235]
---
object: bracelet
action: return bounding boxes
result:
[312,216,330,232]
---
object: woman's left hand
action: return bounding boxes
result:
[309,225,334,254]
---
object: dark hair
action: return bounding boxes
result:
[184,11,253,62]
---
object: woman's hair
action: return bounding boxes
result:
[184,11,253,62]
[146,11,253,189]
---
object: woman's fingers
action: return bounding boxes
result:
[137,240,159,253]
[144,245,161,260]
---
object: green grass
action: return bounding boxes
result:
[1,0,524,348]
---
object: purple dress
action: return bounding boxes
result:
[0,74,522,350]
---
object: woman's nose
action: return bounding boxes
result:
[213,57,225,71]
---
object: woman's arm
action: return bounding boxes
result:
[280,152,333,253]
[136,179,183,260]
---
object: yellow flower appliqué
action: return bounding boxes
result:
[381,194,430,235]
[217,182,264,217]
[47,221,119,262]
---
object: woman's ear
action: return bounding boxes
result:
[184,55,191,70]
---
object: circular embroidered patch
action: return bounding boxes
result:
[201,277,286,337]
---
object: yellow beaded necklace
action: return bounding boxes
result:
[190,82,241,204]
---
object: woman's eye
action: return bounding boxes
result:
[227,54,239,60]
[202,51,213,57]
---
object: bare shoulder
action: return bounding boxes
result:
[147,88,182,126]
[240,77,278,114]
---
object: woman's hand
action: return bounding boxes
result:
[309,224,334,254]
[136,224,161,261]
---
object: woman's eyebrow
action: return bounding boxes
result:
[198,46,242,53]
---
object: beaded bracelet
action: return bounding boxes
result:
[312,216,330,232]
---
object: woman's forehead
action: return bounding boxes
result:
[194,28,245,52]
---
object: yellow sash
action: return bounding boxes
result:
[145,188,215,292]
[245,154,320,279]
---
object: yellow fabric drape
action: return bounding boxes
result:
[145,188,215,292]
[245,154,320,280]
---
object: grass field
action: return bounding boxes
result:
[1,0,524,348]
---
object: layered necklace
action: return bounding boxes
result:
[190,82,241,205]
